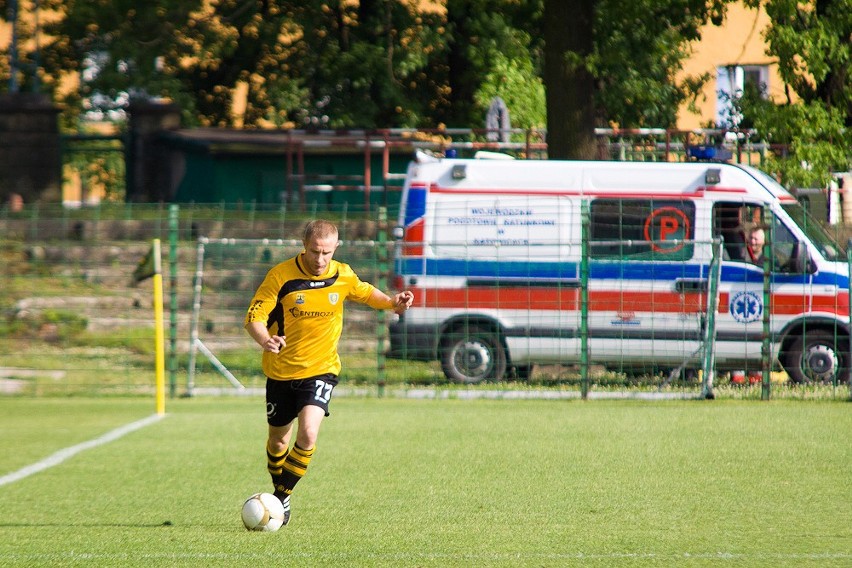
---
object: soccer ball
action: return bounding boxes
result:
[241,492,286,532]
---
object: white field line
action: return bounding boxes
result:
[0,414,165,487]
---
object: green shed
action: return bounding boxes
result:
[161,129,419,211]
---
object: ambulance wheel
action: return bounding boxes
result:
[783,330,848,384]
[440,326,507,383]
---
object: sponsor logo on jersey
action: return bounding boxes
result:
[309,281,325,288]
[295,293,305,305]
[289,307,335,318]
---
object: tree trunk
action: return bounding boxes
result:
[543,0,598,160]
[444,0,477,126]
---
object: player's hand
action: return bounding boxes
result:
[264,335,286,353]
[393,291,414,314]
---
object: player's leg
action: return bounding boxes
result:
[274,404,324,499]
[267,422,293,491]
[295,403,325,450]
[282,372,337,493]
[268,406,323,526]
[267,422,296,525]
[266,374,337,524]
[265,378,298,509]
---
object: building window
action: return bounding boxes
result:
[715,65,769,127]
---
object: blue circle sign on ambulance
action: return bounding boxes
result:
[644,207,690,253]
[730,291,763,323]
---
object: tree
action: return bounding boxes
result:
[28,0,449,128]
[543,0,596,159]
[22,0,546,132]
[542,0,732,158]
[737,0,851,187]
[474,50,546,134]
[11,0,846,185]
[36,0,205,124]
[442,1,544,130]
[591,0,729,128]
[272,1,448,128]
[757,0,851,122]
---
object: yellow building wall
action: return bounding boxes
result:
[677,1,790,130]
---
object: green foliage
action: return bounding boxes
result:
[81,327,156,354]
[443,2,545,127]
[62,132,127,201]
[2,0,848,179]
[738,0,851,186]
[590,0,729,128]
[37,0,203,122]
[0,308,87,341]
[474,49,546,132]
[755,0,851,112]
[0,0,738,133]
[740,92,850,187]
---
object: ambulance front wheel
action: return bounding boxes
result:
[783,330,848,384]
[440,326,507,383]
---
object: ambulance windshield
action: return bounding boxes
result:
[782,202,843,261]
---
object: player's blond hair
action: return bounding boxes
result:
[303,219,339,244]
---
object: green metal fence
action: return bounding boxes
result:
[2,203,850,401]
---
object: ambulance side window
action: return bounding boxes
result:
[712,202,747,261]
[770,219,809,273]
[710,202,810,273]
[590,199,695,261]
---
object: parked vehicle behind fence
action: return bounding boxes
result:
[389,153,849,384]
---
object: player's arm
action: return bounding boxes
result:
[244,274,286,353]
[245,321,286,353]
[365,288,414,315]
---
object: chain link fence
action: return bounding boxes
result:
[2,203,850,401]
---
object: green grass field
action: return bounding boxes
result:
[0,396,849,567]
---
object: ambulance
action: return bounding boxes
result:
[388,153,849,384]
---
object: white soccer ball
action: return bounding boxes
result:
[241,492,285,532]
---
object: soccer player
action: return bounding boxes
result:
[244,219,414,526]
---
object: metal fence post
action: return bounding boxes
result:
[376,207,388,397]
[847,239,852,400]
[168,204,179,398]
[761,209,773,400]
[580,200,590,399]
[702,239,723,399]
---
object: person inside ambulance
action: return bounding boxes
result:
[741,219,814,274]
[744,223,767,265]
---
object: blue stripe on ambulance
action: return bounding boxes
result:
[396,257,848,287]
[403,187,427,227]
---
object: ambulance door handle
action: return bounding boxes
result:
[674,279,708,293]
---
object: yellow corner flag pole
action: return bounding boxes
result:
[132,239,166,415]
[152,239,166,416]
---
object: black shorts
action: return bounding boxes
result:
[266,374,339,427]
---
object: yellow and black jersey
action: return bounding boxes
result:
[245,255,376,380]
